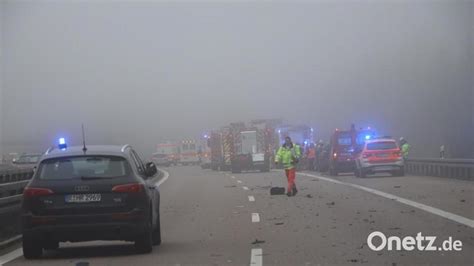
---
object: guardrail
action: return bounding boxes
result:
[405,158,474,180]
[0,168,34,212]
[0,167,34,248]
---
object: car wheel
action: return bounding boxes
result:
[359,168,366,178]
[354,169,360,177]
[23,233,43,259]
[152,211,162,246]
[135,220,153,253]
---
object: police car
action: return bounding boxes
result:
[21,140,161,258]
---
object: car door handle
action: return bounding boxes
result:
[148,186,156,189]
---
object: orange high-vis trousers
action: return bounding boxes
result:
[285,168,296,192]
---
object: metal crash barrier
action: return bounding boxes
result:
[405,158,474,180]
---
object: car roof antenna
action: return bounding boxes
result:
[82,124,88,153]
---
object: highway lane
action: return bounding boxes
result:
[4,166,259,265]
[3,166,474,265]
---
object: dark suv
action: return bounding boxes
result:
[21,145,161,259]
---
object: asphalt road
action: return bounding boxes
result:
[2,166,473,265]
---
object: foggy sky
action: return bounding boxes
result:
[1,0,473,158]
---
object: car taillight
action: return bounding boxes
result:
[362,153,373,159]
[112,183,144,193]
[333,153,337,158]
[393,151,402,157]
[23,187,54,199]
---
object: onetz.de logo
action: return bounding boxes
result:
[367,231,463,251]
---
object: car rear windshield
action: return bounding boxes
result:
[367,142,398,150]
[337,132,352,146]
[37,156,131,180]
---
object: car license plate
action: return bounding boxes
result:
[377,153,389,158]
[65,194,101,203]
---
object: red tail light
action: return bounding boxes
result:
[362,153,373,159]
[23,187,54,199]
[333,153,337,158]
[393,151,402,157]
[112,183,144,193]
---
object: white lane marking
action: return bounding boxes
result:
[155,169,170,187]
[0,169,172,265]
[0,247,23,265]
[237,180,242,184]
[300,172,474,228]
[248,196,255,202]
[252,213,260,223]
[243,186,249,191]
[250,248,263,266]
[231,176,236,179]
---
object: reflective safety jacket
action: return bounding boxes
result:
[401,143,411,158]
[306,148,316,159]
[275,144,302,169]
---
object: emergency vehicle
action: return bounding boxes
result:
[354,137,404,177]
[230,119,279,173]
[179,139,200,165]
[208,119,280,172]
[156,142,179,165]
[199,135,212,169]
[328,124,376,176]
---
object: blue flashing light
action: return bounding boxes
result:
[278,129,281,134]
[310,128,314,132]
[204,134,208,139]
[365,135,371,140]
[58,137,67,150]
[304,140,308,146]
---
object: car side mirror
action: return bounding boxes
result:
[145,162,158,177]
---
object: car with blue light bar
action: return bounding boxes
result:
[21,142,162,259]
[354,138,404,178]
[328,125,376,176]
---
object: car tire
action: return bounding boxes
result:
[354,169,360,177]
[23,233,43,259]
[135,221,153,253]
[152,210,162,246]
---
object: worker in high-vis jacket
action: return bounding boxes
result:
[399,137,411,160]
[275,136,302,197]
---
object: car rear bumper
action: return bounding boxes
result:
[360,161,404,173]
[22,208,148,242]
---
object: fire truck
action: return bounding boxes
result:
[179,139,200,165]
[208,126,234,171]
[199,135,212,169]
[208,130,223,171]
[328,124,376,176]
[230,120,279,173]
[208,119,280,172]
